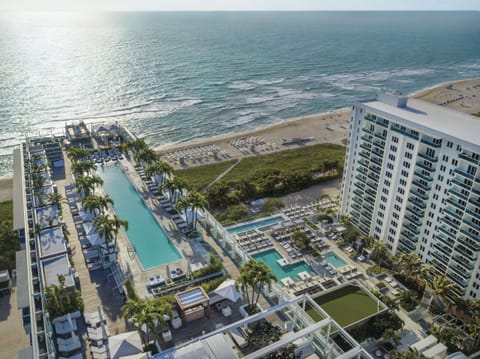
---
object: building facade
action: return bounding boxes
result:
[340,91,480,299]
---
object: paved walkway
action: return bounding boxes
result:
[0,284,30,359]
[57,154,126,336]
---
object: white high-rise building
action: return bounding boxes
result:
[340,91,480,299]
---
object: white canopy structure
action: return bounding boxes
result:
[213,279,241,303]
[108,331,143,359]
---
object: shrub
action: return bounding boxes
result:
[193,254,223,279]
[124,280,138,300]
[317,214,333,223]
[261,198,284,214]
[201,276,227,293]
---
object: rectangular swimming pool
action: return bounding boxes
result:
[324,251,347,268]
[97,165,181,270]
[227,216,284,234]
[251,249,316,283]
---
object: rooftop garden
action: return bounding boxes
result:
[0,201,19,272]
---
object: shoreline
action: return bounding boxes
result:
[1,76,479,198]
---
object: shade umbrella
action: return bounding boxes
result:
[214,279,241,302]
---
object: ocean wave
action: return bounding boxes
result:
[252,78,286,86]
[227,81,258,91]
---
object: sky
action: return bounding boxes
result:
[1,0,479,11]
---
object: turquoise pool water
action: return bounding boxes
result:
[324,251,347,268]
[251,249,316,283]
[97,165,181,269]
[227,216,284,234]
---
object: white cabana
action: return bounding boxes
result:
[108,331,143,359]
[213,279,241,303]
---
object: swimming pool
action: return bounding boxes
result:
[227,216,284,234]
[97,165,181,269]
[251,249,316,283]
[324,251,347,268]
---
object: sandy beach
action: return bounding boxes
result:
[1,76,479,199]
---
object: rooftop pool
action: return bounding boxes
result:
[97,165,181,270]
[324,251,347,268]
[227,216,284,234]
[251,249,316,283]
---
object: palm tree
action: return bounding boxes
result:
[393,348,425,359]
[145,161,173,185]
[46,192,66,209]
[135,148,157,166]
[82,194,114,216]
[393,252,425,284]
[236,259,277,311]
[467,316,480,348]
[93,215,114,249]
[75,175,104,197]
[71,161,97,176]
[184,191,208,229]
[175,197,189,220]
[429,274,455,308]
[110,215,128,256]
[370,240,390,267]
[66,147,90,163]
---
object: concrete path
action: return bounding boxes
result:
[205,159,239,189]
[0,283,30,359]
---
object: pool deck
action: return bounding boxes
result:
[110,158,210,298]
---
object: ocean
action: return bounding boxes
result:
[0,11,479,176]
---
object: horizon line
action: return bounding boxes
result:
[1,9,479,13]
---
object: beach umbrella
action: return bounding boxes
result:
[214,279,241,303]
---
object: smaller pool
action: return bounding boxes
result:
[324,251,347,268]
[251,249,316,283]
[227,216,284,234]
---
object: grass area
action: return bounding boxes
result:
[306,285,380,327]
[0,201,19,272]
[174,160,236,190]
[222,143,345,182]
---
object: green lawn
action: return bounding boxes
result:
[0,201,19,271]
[306,285,380,327]
[223,143,345,182]
[174,160,236,190]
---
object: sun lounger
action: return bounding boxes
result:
[147,275,166,288]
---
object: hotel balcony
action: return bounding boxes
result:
[374,132,386,140]
[360,143,372,152]
[369,164,381,174]
[456,236,480,253]
[406,204,425,218]
[446,198,466,212]
[459,152,480,165]
[361,127,373,135]
[414,170,433,182]
[452,177,471,191]
[403,222,420,235]
[416,161,435,172]
[353,180,365,191]
[418,151,438,162]
[454,244,477,261]
[465,207,480,219]
[449,263,471,282]
[451,254,475,271]
[359,150,370,160]
[441,216,460,231]
[363,195,375,205]
[404,214,422,227]
[355,174,367,184]
[372,139,385,149]
[398,239,416,252]
[468,197,480,206]
[438,224,457,238]
[446,271,469,288]
[367,172,379,182]
[360,135,373,143]
[412,179,431,191]
[371,148,384,158]
[366,180,378,191]
[420,137,442,148]
[448,187,469,201]
[352,189,364,197]
[358,158,369,168]
[433,242,452,257]
[472,185,480,196]
[435,232,455,248]
[461,216,480,233]
[431,258,448,273]
[408,197,428,209]
[431,250,449,267]
[370,156,382,166]
[454,168,475,180]
[443,207,463,222]
[357,166,368,175]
